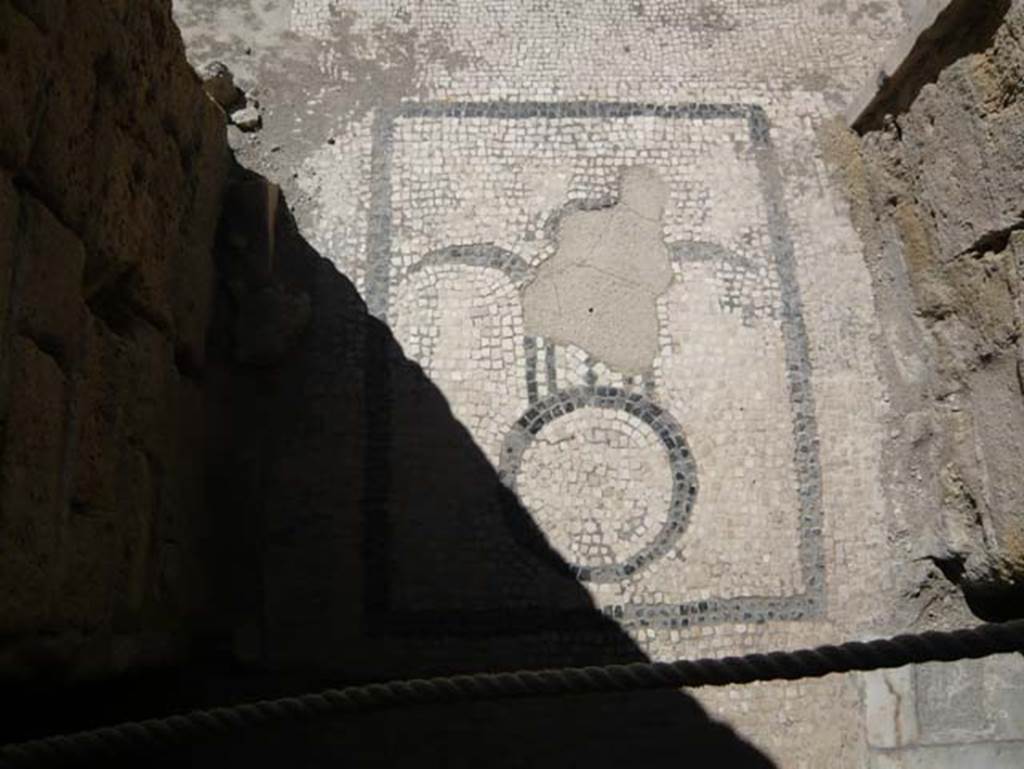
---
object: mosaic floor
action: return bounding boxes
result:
[274,3,913,762]
[283,0,907,649]
[177,1,1024,766]
[375,100,821,625]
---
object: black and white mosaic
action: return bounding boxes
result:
[232,1,916,758]
[363,100,824,632]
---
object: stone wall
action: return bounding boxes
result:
[0,0,227,679]
[828,0,1024,618]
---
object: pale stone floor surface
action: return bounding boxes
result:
[174,2,1024,766]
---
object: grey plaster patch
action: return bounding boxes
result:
[522,166,674,373]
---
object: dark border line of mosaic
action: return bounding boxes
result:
[749,104,826,610]
[524,336,539,403]
[365,107,395,320]
[369,595,817,639]
[544,342,558,398]
[362,319,395,626]
[395,101,756,121]
[405,244,533,285]
[363,101,826,635]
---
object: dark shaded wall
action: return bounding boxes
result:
[0,0,227,680]
[0,6,777,765]
[828,0,1024,617]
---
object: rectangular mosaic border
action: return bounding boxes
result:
[362,101,825,635]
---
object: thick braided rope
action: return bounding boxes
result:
[3,619,1022,767]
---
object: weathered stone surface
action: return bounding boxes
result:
[9,0,68,34]
[848,0,1014,132]
[915,655,1024,743]
[16,0,227,319]
[884,79,1024,262]
[14,194,87,368]
[832,1,1024,616]
[56,511,117,630]
[172,97,228,372]
[0,173,17,369]
[233,284,311,365]
[0,337,68,635]
[110,447,155,621]
[68,318,160,627]
[69,318,125,516]
[123,324,178,458]
[0,3,52,171]
[0,0,228,682]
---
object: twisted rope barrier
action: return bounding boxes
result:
[3,619,1023,766]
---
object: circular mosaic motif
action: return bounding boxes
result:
[499,387,698,583]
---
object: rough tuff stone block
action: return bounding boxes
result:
[69,317,123,514]
[120,322,178,459]
[897,79,1024,261]
[24,0,207,311]
[848,0,1013,132]
[85,129,177,323]
[68,318,158,625]
[15,193,87,368]
[9,0,68,34]
[0,173,18,360]
[19,2,100,229]
[0,337,68,634]
[0,4,51,171]
[172,99,228,371]
[837,2,1024,612]
[109,447,154,621]
[983,653,1024,741]
[73,316,177,473]
[0,0,227,684]
[55,512,117,630]
[909,655,1024,745]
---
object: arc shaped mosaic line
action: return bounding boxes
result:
[395,242,561,405]
[498,385,698,583]
[401,243,535,288]
[669,239,756,271]
[393,243,534,377]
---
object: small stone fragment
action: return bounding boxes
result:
[200,61,243,110]
[231,106,262,132]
